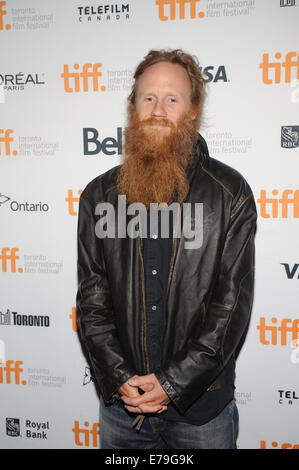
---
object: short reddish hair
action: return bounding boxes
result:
[128,49,206,126]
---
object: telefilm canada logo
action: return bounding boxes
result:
[281,126,299,148]
[77,3,130,22]
[277,389,299,405]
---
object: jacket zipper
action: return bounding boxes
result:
[137,236,150,374]
[166,207,181,298]
[137,207,180,374]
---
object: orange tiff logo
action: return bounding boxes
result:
[0,248,23,273]
[61,63,106,93]
[0,129,17,156]
[72,421,100,448]
[65,189,82,216]
[155,0,204,21]
[0,1,11,30]
[260,440,299,449]
[259,51,299,84]
[257,317,299,346]
[257,189,299,218]
[69,307,77,332]
[0,360,27,385]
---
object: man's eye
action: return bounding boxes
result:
[168,98,176,103]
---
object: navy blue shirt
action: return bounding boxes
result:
[142,211,234,425]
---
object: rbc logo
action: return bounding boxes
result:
[83,127,122,155]
[281,126,299,148]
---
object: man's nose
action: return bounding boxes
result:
[151,99,167,117]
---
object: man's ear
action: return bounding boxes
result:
[190,104,199,121]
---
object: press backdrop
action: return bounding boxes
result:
[1,0,299,449]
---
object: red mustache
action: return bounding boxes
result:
[140,117,175,129]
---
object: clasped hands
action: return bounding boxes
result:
[119,373,170,414]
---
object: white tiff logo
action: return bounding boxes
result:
[94,195,203,249]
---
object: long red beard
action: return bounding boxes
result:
[117,110,198,208]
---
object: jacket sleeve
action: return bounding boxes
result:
[76,193,136,404]
[155,186,257,414]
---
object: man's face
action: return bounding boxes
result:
[134,61,195,135]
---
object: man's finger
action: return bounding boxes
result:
[121,391,155,406]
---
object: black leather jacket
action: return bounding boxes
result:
[76,135,257,414]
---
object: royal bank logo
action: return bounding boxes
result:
[281,126,299,148]
[6,418,50,439]
[77,3,130,22]
[6,418,20,437]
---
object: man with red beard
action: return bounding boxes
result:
[77,49,256,449]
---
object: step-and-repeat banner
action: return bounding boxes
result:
[1,0,298,449]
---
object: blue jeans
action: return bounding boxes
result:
[99,397,239,449]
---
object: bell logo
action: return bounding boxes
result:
[65,189,82,216]
[72,421,100,448]
[83,127,122,155]
[0,247,23,273]
[257,189,299,218]
[0,360,27,385]
[61,63,106,93]
[155,0,204,21]
[257,317,299,346]
[259,51,299,84]
[0,129,17,156]
[0,1,11,31]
